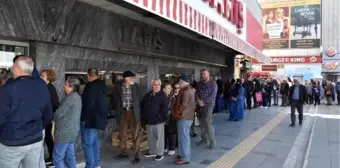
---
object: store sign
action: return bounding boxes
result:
[262,65,277,71]
[325,47,337,57]
[270,56,321,64]
[202,0,244,34]
[324,61,339,70]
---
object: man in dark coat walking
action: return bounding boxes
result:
[289,79,308,127]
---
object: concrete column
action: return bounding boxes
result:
[30,41,66,99]
[146,58,160,91]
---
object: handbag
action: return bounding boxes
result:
[256,92,263,102]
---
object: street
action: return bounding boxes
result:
[76,104,340,168]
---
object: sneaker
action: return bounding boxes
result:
[164,148,168,153]
[168,150,175,155]
[155,155,164,161]
[265,106,268,109]
[145,153,156,158]
[260,106,264,108]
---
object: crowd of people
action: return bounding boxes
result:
[1,55,340,168]
[0,55,220,168]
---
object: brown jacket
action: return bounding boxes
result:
[173,85,195,120]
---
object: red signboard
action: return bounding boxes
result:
[246,8,262,51]
[262,65,277,71]
[270,56,322,64]
[202,0,244,34]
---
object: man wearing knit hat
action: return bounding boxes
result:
[173,74,196,165]
[112,71,143,164]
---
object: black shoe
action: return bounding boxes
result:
[289,124,295,127]
[299,121,302,125]
[191,133,197,137]
[155,155,164,161]
[144,153,157,158]
[115,154,129,160]
[132,157,140,164]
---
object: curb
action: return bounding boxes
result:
[302,105,318,168]
[282,105,317,168]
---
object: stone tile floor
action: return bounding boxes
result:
[84,106,290,168]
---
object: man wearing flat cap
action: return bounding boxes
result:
[112,71,142,164]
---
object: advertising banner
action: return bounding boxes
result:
[270,56,322,64]
[260,0,321,49]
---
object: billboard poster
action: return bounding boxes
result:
[262,7,290,49]
[259,0,321,49]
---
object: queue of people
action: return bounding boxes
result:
[0,57,221,167]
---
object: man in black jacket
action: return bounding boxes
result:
[289,79,308,127]
[0,57,52,168]
[112,71,143,164]
[141,79,169,161]
[81,68,108,168]
[244,77,254,110]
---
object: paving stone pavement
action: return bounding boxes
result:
[306,105,340,168]
[233,107,305,168]
[76,106,289,168]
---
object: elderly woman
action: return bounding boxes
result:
[40,69,60,165]
[53,76,82,168]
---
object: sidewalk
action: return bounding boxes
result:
[305,105,340,168]
[76,106,289,168]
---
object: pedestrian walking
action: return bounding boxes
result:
[289,79,308,127]
[313,81,321,106]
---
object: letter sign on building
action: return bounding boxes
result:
[202,0,244,34]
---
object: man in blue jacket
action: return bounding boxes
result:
[0,57,53,168]
[81,68,108,168]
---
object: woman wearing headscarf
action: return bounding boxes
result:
[228,79,245,121]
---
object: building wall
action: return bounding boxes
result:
[322,0,340,49]
[321,0,340,78]
[0,0,232,97]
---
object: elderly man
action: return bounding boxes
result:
[196,69,218,149]
[289,79,308,127]
[0,57,53,168]
[173,74,195,165]
[141,79,169,161]
[112,71,142,164]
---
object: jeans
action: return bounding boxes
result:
[0,140,43,168]
[290,100,303,124]
[273,91,279,105]
[262,95,268,107]
[53,143,76,168]
[81,122,100,168]
[177,120,193,162]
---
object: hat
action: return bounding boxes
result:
[122,71,136,78]
[179,74,189,83]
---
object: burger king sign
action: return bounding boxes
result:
[325,47,337,57]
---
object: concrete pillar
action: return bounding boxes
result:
[30,41,66,99]
[146,58,160,91]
